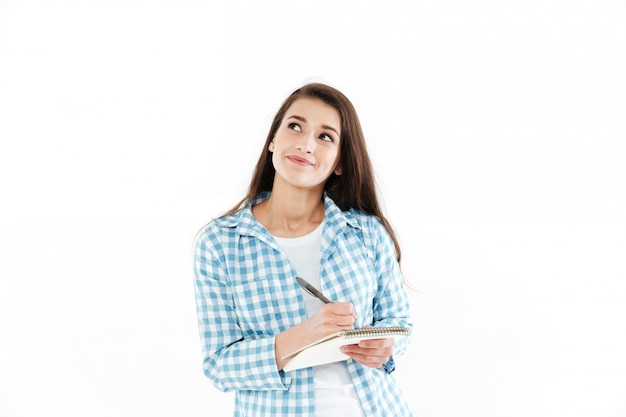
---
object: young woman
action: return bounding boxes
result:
[194,82,415,416]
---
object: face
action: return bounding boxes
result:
[269,97,342,191]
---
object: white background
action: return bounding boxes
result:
[1,1,625,416]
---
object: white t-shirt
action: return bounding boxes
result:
[273,222,365,417]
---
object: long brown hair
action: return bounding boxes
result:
[224,83,403,265]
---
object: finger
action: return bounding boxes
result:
[340,346,391,368]
[334,315,356,330]
[358,338,395,349]
[342,344,393,357]
[324,302,355,316]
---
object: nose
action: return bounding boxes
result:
[296,131,316,153]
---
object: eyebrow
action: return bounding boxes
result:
[287,115,340,136]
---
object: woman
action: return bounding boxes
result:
[194,82,415,416]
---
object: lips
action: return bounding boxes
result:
[287,155,313,166]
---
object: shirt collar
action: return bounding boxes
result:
[214,192,362,240]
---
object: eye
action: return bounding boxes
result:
[319,133,334,142]
[288,122,302,132]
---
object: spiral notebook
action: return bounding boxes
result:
[281,326,411,372]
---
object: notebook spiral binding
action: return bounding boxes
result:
[342,326,411,339]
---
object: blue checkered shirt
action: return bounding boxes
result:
[194,193,416,417]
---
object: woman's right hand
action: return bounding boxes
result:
[306,302,357,337]
[274,302,356,371]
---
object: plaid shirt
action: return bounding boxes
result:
[194,193,416,417]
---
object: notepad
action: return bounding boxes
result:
[281,326,411,372]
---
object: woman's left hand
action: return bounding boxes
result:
[340,338,394,368]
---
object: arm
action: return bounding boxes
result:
[194,232,288,392]
[341,218,413,370]
[194,229,359,387]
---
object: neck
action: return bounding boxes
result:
[253,187,325,238]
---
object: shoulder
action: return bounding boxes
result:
[324,193,384,233]
[343,208,386,234]
[194,209,247,249]
[336,208,397,264]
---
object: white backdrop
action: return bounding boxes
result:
[1,1,625,416]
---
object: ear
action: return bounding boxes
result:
[334,165,342,176]
[269,141,275,152]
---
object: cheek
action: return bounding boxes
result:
[327,149,341,168]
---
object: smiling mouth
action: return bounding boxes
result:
[287,155,313,166]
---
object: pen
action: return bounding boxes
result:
[295,276,333,304]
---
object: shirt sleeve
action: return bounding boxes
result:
[370,218,414,362]
[193,230,291,392]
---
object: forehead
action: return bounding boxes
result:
[285,98,341,131]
